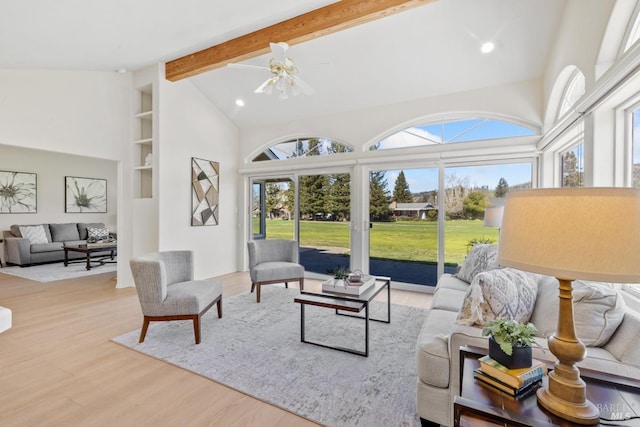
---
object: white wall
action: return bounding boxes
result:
[0,145,118,240]
[0,69,132,286]
[157,77,240,279]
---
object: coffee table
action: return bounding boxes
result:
[454,346,640,426]
[63,242,117,270]
[293,276,391,357]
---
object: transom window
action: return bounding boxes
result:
[252,138,352,162]
[371,118,535,150]
[624,4,640,53]
[557,69,585,120]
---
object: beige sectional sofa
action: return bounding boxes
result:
[416,245,640,427]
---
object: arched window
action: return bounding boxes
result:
[557,68,586,120]
[623,3,640,53]
[371,117,535,151]
[252,137,352,162]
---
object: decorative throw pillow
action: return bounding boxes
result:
[531,279,625,347]
[87,227,110,241]
[19,225,49,244]
[456,268,538,327]
[455,244,499,283]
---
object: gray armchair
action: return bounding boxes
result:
[247,239,304,303]
[129,250,222,344]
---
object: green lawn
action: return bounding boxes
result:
[257,218,497,265]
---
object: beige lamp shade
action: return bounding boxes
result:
[497,187,640,283]
[483,205,504,227]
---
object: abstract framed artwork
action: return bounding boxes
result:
[65,176,107,213]
[0,170,37,213]
[192,157,219,226]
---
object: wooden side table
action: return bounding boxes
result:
[454,346,640,426]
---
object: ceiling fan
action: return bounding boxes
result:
[227,42,315,99]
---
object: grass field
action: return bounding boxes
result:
[257,218,498,265]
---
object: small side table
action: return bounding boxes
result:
[454,346,640,426]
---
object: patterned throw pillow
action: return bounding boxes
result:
[455,244,499,283]
[456,268,538,327]
[87,227,110,241]
[19,225,49,244]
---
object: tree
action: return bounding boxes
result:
[495,177,509,198]
[393,171,413,203]
[283,181,295,220]
[463,191,489,219]
[265,183,281,219]
[298,174,328,220]
[444,174,470,219]
[562,150,583,187]
[326,173,351,220]
[369,171,392,221]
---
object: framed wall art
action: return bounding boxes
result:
[0,170,37,213]
[65,176,107,213]
[191,157,219,226]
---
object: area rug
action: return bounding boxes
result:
[112,286,428,427]
[0,261,116,282]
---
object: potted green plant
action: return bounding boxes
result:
[482,318,539,369]
[329,266,350,287]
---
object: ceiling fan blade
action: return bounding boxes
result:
[254,78,273,94]
[227,63,270,72]
[291,75,315,96]
[269,42,288,61]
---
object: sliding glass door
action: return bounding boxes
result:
[368,167,444,286]
[251,178,295,240]
[298,172,351,275]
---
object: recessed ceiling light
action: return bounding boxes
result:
[115,68,128,73]
[235,99,245,107]
[481,42,495,54]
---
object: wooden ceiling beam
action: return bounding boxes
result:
[165,0,434,81]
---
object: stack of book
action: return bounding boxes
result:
[474,355,547,398]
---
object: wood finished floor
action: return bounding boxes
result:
[0,269,432,426]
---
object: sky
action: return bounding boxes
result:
[383,163,533,194]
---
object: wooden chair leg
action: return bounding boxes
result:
[300,277,304,291]
[256,283,261,303]
[251,282,256,293]
[193,314,201,344]
[285,282,289,288]
[216,298,223,318]
[139,317,150,343]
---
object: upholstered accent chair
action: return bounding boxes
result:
[130,250,222,344]
[247,239,304,303]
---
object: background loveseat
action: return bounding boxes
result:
[3,222,114,266]
[416,244,640,427]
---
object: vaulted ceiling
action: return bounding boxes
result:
[0,0,567,128]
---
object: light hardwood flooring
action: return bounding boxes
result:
[0,269,432,426]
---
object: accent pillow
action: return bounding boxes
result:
[455,244,499,283]
[49,223,80,242]
[530,279,625,347]
[87,227,110,241]
[19,225,49,244]
[456,268,538,327]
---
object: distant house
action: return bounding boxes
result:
[389,202,437,219]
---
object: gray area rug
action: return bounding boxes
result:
[1,261,116,282]
[112,286,427,427]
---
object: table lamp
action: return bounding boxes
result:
[483,205,504,228]
[497,187,640,425]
